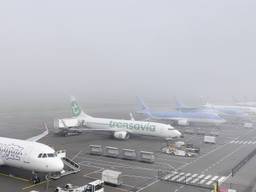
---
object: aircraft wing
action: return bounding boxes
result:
[148,115,183,121]
[26,123,49,142]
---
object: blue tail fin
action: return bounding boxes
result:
[136,97,152,117]
[175,99,187,110]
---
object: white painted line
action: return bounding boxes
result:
[191,178,200,184]
[191,174,198,177]
[71,150,83,160]
[174,185,184,192]
[205,176,219,185]
[185,176,193,182]
[206,180,214,185]
[253,141,256,144]
[218,176,227,184]
[177,176,186,182]
[234,140,239,144]
[199,179,207,184]
[185,173,191,177]
[83,168,103,177]
[204,175,212,180]
[244,141,248,144]
[121,174,153,179]
[163,172,178,180]
[248,141,252,144]
[230,140,235,143]
[186,174,198,182]
[170,172,184,181]
[136,179,159,192]
[190,174,204,184]
[238,141,244,144]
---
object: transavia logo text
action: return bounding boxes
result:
[109,121,156,132]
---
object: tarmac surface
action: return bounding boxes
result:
[1,107,256,192]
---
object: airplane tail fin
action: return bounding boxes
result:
[135,97,152,117]
[175,99,187,110]
[70,96,91,118]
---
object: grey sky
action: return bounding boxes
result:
[0,0,256,107]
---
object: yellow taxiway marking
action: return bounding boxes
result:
[22,180,48,190]
[0,172,30,182]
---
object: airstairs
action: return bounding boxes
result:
[49,150,80,180]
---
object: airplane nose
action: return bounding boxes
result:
[49,159,64,172]
[57,160,64,171]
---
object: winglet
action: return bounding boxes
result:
[135,97,153,118]
[130,112,135,121]
[136,96,149,111]
[26,123,49,142]
[175,98,186,110]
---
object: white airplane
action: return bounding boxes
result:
[0,124,64,182]
[55,97,182,140]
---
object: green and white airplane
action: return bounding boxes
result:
[55,97,182,140]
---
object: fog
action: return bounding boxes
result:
[0,0,256,110]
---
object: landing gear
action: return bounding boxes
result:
[32,172,41,184]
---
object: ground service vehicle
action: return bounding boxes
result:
[55,180,104,192]
[204,136,216,144]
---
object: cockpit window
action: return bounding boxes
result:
[38,153,57,158]
[47,153,55,157]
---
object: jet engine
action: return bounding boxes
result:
[177,119,189,126]
[113,131,130,140]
